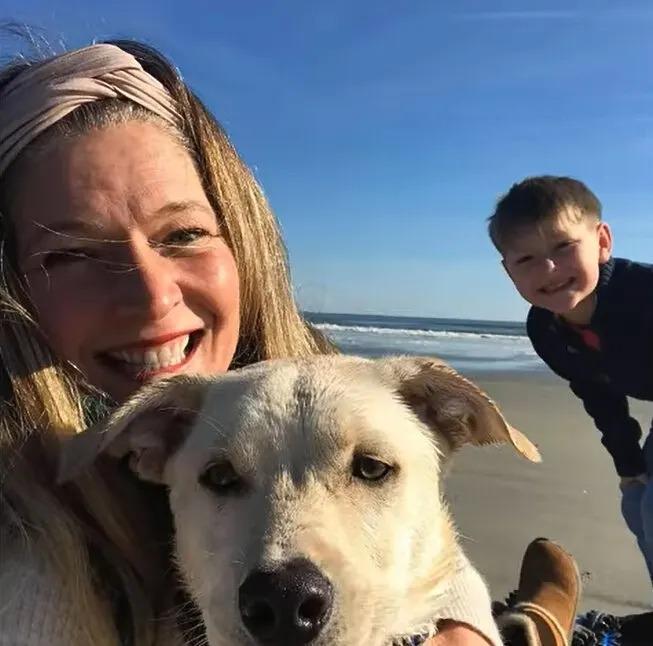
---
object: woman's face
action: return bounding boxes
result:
[12,120,240,404]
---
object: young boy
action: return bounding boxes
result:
[488,175,653,586]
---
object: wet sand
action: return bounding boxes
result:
[444,370,651,614]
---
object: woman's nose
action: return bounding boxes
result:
[112,244,182,322]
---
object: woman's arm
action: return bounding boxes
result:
[428,621,494,645]
[425,551,503,646]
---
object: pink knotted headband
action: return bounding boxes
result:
[0,43,181,176]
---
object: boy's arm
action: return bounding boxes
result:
[579,259,653,477]
[527,310,646,478]
[567,379,646,477]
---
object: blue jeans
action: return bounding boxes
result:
[621,430,653,586]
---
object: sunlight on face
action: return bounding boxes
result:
[12,121,240,403]
[502,215,612,316]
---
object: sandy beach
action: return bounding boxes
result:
[445,370,651,614]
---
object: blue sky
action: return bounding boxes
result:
[2,1,652,321]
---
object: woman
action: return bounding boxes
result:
[0,39,569,646]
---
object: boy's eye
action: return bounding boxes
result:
[554,240,575,252]
[514,255,534,265]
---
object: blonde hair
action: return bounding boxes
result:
[0,39,335,645]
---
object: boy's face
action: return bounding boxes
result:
[502,215,612,315]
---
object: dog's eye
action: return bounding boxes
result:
[352,455,393,482]
[199,461,242,493]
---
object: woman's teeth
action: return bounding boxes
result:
[108,335,191,370]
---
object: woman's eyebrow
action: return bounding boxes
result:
[152,200,215,220]
[22,217,109,252]
[23,201,214,252]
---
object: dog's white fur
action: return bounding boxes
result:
[60,355,540,646]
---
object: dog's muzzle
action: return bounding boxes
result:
[238,558,334,645]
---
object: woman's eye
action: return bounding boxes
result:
[161,227,215,248]
[40,249,94,268]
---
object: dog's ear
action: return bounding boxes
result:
[58,376,208,484]
[379,356,540,462]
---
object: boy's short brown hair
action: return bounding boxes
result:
[488,176,602,253]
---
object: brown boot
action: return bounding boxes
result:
[498,537,581,646]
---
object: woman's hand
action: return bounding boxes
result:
[425,621,494,646]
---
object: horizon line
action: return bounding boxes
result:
[302,310,524,326]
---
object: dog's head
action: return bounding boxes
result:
[60,355,539,646]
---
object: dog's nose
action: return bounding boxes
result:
[238,558,333,645]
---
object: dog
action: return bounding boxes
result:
[59,355,540,646]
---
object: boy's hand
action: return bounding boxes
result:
[619,473,648,490]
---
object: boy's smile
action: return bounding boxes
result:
[539,276,575,295]
[502,216,612,323]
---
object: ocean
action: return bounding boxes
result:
[304,312,545,373]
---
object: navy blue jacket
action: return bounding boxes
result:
[527,257,653,477]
